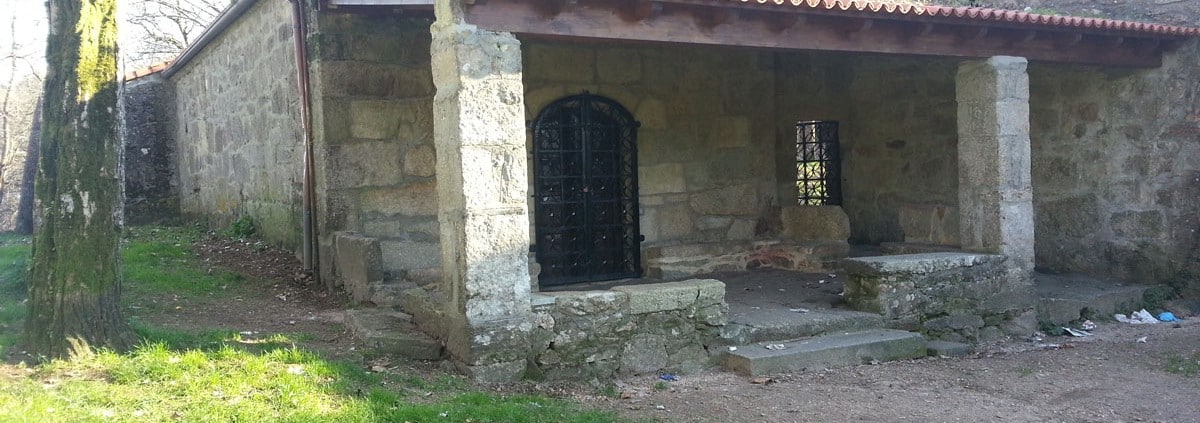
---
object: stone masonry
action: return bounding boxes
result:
[528,279,726,380]
[306,13,441,289]
[171,0,303,247]
[429,0,533,382]
[1029,40,1200,295]
[843,253,1037,343]
[956,56,1036,276]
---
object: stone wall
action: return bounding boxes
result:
[774,54,960,245]
[528,279,726,380]
[123,74,178,225]
[523,43,960,271]
[1029,40,1200,293]
[523,42,779,249]
[171,0,303,247]
[308,14,439,286]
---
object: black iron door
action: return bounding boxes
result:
[532,94,641,286]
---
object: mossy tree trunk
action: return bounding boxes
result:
[25,0,134,358]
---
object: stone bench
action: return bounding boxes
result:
[643,240,848,279]
[842,252,1036,343]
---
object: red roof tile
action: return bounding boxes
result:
[124,61,172,82]
[730,0,1200,37]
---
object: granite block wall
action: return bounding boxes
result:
[170,0,303,247]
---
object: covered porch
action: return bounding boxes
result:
[323,0,1196,381]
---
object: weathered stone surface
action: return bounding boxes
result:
[615,280,716,315]
[923,314,985,332]
[723,329,927,376]
[620,334,668,375]
[780,205,850,241]
[842,252,1003,276]
[720,308,884,346]
[596,47,641,84]
[957,56,1035,273]
[379,240,440,272]
[349,100,405,139]
[639,163,687,195]
[404,145,437,177]
[689,184,758,216]
[328,141,403,187]
[431,18,532,381]
[899,204,960,246]
[843,252,1033,342]
[170,0,302,248]
[345,309,442,360]
[334,232,384,302]
[360,182,438,217]
[546,290,628,316]
[654,203,695,240]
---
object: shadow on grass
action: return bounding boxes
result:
[1,317,628,422]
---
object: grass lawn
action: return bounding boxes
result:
[0,227,629,423]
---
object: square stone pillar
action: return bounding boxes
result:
[955,56,1035,275]
[431,0,532,382]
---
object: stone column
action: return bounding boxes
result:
[956,56,1035,275]
[431,0,532,382]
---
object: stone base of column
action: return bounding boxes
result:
[444,315,534,383]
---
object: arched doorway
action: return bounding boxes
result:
[531,93,642,286]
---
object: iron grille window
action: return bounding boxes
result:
[795,120,841,206]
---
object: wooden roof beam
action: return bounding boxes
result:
[462,0,1169,67]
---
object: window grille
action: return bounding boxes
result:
[795,120,841,206]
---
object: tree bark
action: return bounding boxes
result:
[25,0,133,358]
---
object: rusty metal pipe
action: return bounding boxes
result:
[289,0,319,282]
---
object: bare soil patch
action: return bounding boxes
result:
[127,234,357,359]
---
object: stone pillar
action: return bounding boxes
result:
[431,0,533,382]
[956,56,1035,275]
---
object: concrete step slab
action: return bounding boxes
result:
[723,329,926,376]
[721,308,885,345]
[1035,273,1159,324]
[345,308,442,360]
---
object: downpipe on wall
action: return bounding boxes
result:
[290,0,320,283]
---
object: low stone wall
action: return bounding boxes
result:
[527,279,727,380]
[403,279,727,381]
[842,253,1036,343]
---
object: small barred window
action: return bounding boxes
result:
[795,120,841,206]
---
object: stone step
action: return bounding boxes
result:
[720,308,885,345]
[723,329,927,376]
[344,308,443,361]
[1034,272,1159,324]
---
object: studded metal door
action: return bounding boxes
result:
[532,94,642,286]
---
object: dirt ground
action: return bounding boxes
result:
[168,238,1200,423]
[595,322,1200,423]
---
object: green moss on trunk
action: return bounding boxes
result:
[25,0,133,359]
